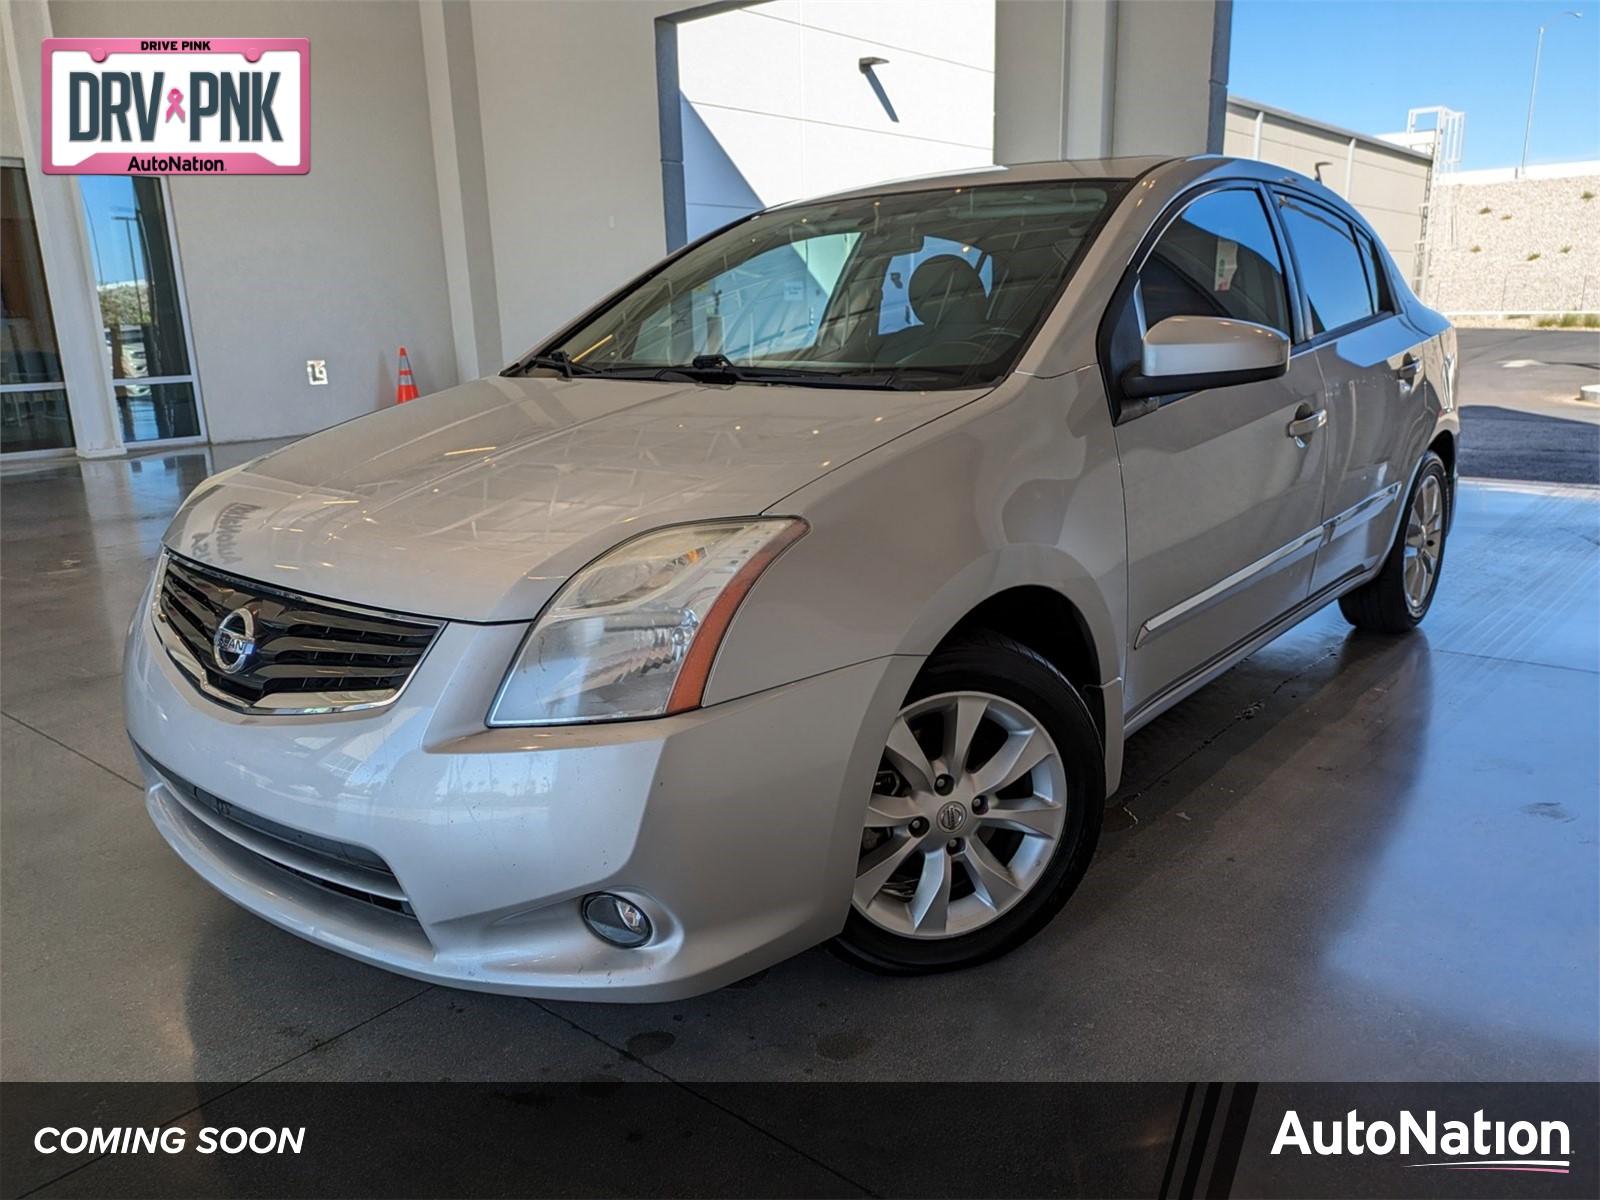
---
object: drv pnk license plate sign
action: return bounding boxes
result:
[42,38,309,175]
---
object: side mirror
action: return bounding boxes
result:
[1121,315,1289,399]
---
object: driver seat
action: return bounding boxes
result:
[908,255,988,332]
[874,254,989,364]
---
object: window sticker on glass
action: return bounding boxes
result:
[1214,239,1239,293]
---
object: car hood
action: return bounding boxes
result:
[165,372,986,622]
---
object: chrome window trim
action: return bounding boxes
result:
[150,551,444,717]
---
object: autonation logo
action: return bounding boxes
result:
[1273,1108,1572,1175]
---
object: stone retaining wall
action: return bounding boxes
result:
[1423,175,1600,314]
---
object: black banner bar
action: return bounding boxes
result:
[1,1082,1594,1199]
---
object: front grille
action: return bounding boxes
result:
[153,552,441,714]
[136,746,416,920]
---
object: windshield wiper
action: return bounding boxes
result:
[506,350,603,379]
[508,351,984,391]
[649,356,910,389]
[677,353,754,382]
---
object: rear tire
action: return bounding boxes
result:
[833,631,1104,975]
[1338,451,1450,633]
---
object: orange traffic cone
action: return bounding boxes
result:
[395,347,419,404]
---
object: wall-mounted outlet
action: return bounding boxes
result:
[306,360,328,386]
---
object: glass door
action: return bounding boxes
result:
[1,160,74,455]
[80,176,205,444]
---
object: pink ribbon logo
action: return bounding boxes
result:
[164,88,185,123]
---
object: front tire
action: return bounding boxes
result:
[833,631,1104,974]
[1338,450,1450,633]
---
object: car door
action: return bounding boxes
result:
[1273,191,1419,594]
[1109,184,1330,717]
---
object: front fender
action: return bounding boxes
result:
[703,369,1129,789]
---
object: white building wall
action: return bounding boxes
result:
[676,1,995,240]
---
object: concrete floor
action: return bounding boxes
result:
[1,446,1596,1085]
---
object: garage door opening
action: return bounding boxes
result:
[658,1,997,249]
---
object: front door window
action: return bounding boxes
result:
[1139,188,1291,335]
[80,177,203,442]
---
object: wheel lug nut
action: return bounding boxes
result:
[909,817,929,836]
[934,774,954,795]
[972,795,988,813]
[947,838,963,853]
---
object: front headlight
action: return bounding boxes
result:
[488,518,807,726]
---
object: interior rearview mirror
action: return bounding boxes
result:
[1122,315,1290,399]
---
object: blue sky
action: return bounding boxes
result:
[1231,0,1600,169]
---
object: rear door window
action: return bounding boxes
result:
[1355,229,1393,314]
[1278,197,1379,336]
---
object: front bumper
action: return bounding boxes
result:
[124,597,918,1001]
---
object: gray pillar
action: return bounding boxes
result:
[995,0,1232,164]
[421,0,503,380]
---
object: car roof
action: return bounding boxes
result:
[781,156,1178,207]
[781,154,1338,209]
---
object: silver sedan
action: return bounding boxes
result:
[124,154,1457,998]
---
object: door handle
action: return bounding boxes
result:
[1397,355,1421,384]
[1286,407,1327,441]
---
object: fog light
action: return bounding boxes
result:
[582,893,652,947]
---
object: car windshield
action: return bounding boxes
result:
[525,179,1128,389]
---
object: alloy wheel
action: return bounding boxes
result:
[853,691,1069,939]
[1403,473,1444,613]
